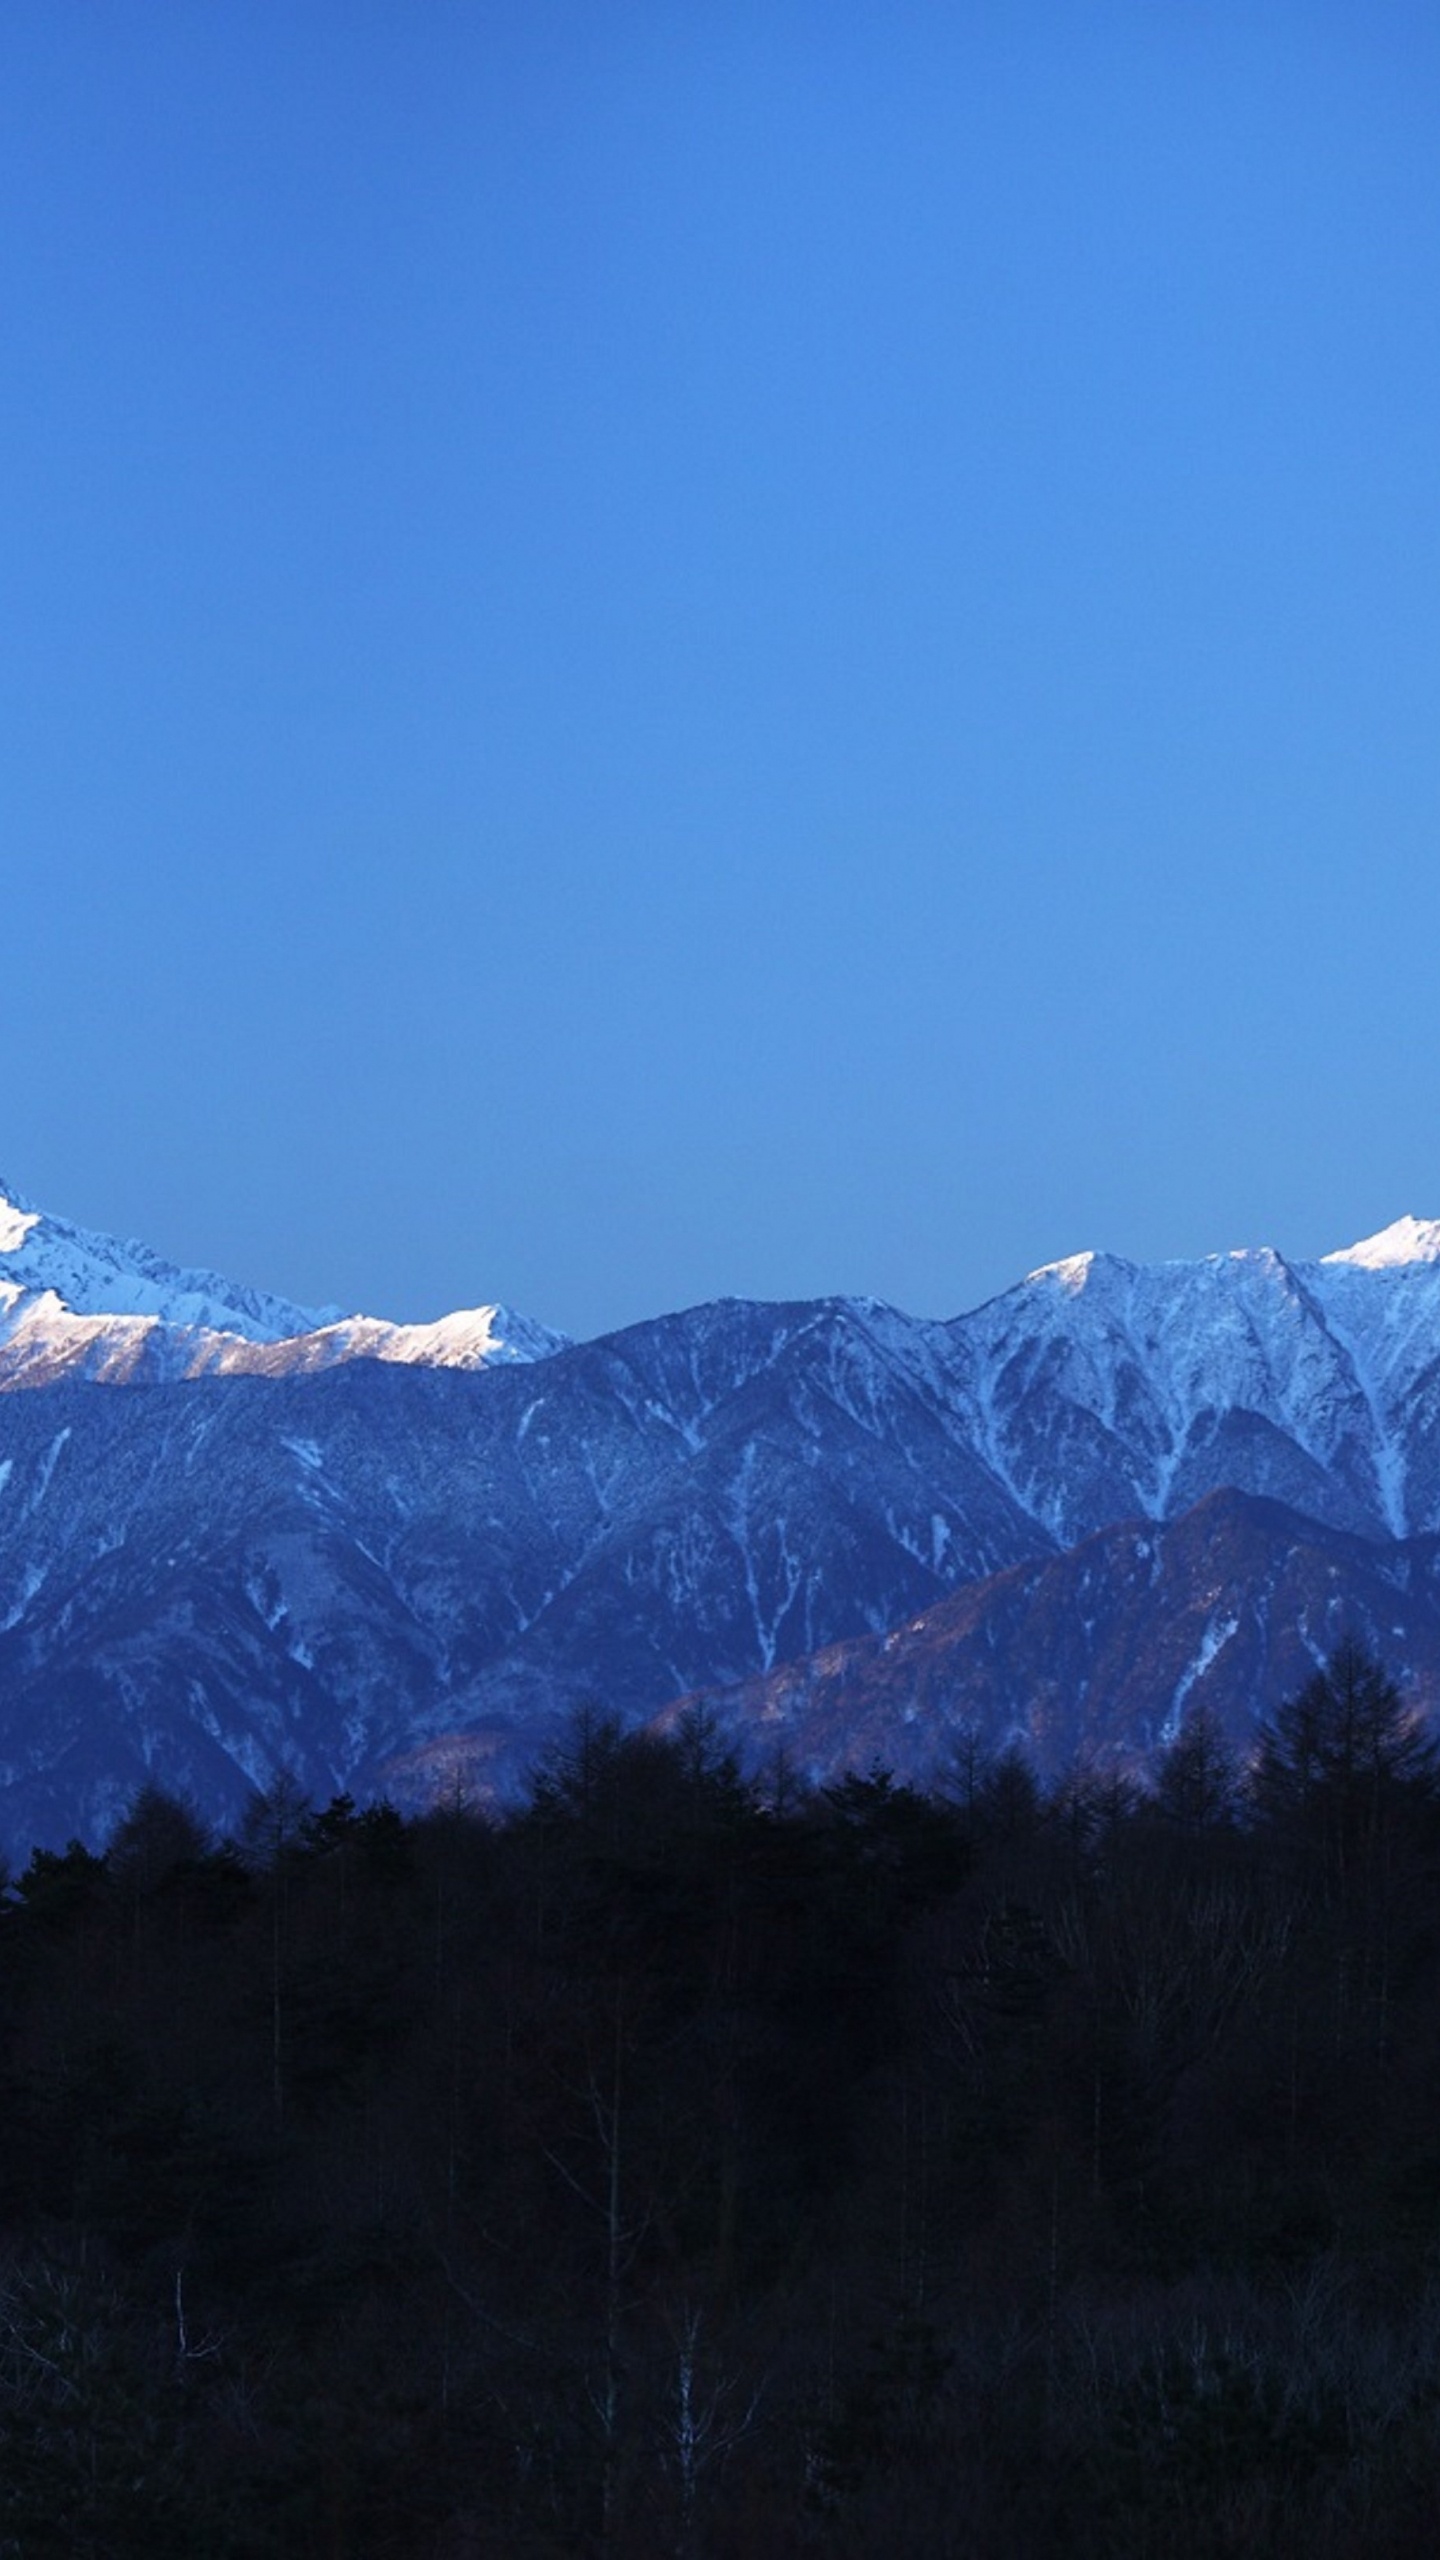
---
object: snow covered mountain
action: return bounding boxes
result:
[949,1219,1440,1547]
[0,1176,570,1383]
[3,1182,1440,1853]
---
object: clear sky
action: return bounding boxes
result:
[5,2,1439,1339]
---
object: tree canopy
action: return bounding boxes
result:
[0,1650,1436,2553]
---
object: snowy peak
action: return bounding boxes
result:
[1022,1241,1293,1296]
[195,1304,573,1377]
[1322,1216,1440,1269]
[329,1304,570,1369]
[1024,1249,1102,1291]
[0,1190,40,1256]
[0,1178,336,1340]
[946,1220,1440,1548]
[0,1180,568,1385]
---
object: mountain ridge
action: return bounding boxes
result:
[4,1180,1440,1852]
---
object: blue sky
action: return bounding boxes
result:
[5,2,1439,1337]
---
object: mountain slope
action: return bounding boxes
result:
[0,1302,1048,1850]
[662,1488,1440,1788]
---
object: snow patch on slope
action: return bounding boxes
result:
[1162,1611,1241,1743]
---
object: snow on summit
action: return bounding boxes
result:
[0,1195,39,1255]
[1322,1217,1440,1269]
[1025,1249,1101,1290]
[0,1177,568,1386]
[0,1173,337,1338]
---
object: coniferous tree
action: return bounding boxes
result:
[1249,1637,1437,1890]
[1152,1705,1240,1838]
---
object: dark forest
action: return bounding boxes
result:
[5,1643,1440,2556]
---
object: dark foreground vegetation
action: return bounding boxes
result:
[6,1642,1440,2554]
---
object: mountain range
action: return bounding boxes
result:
[3,1174,1440,1856]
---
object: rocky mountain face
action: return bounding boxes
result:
[3,1176,1440,1855]
[667,1489,1440,1790]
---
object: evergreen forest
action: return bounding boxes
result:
[6,1643,1440,2555]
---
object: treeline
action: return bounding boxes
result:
[4,1643,1440,2554]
